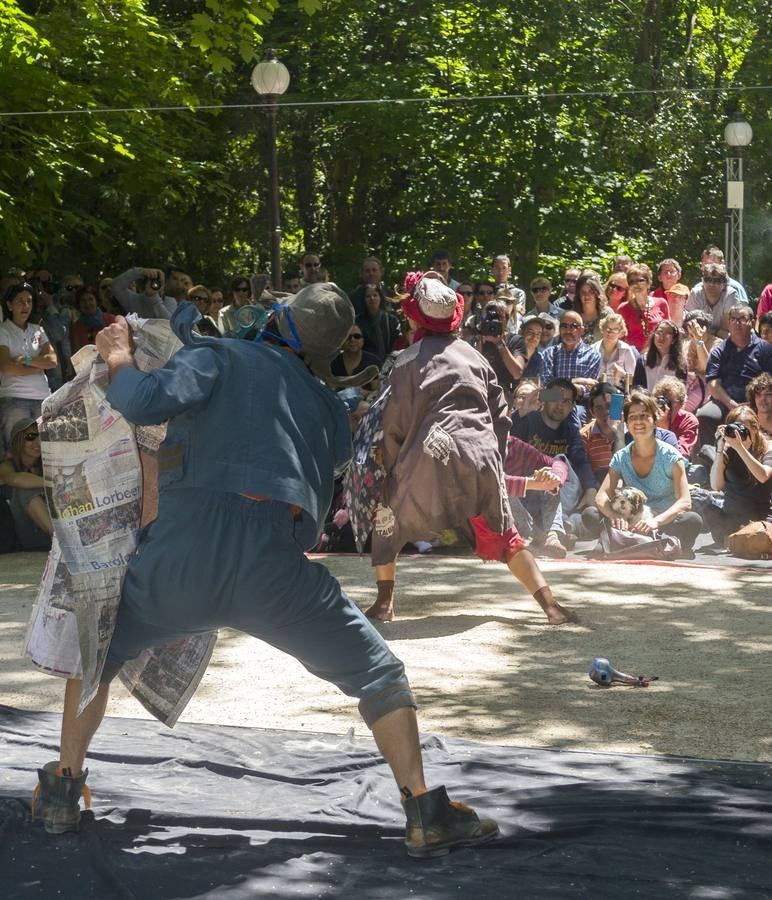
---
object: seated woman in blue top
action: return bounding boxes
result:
[583,391,702,556]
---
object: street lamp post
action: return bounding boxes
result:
[723,112,753,286]
[251,49,290,291]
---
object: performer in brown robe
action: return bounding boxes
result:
[367,273,573,625]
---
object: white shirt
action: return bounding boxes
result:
[0,320,52,400]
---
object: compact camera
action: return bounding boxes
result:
[149,278,162,291]
[478,306,503,337]
[724,422,749,440]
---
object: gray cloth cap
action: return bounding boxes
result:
[275,282,379,389]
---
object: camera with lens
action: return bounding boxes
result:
[724,422,749,440]
[149,277,162,291]
[478,305,503,337]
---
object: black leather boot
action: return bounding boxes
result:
[402,785,499,858]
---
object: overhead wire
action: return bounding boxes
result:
[0,84,769,119]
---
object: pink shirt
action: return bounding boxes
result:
[617,296,670,352]
[757,284,772,318]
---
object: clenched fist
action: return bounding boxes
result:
[95,317,136,376]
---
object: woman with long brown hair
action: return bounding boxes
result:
[642,319,687,391]
[572,273,608,343]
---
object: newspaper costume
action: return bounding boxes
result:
[25,315,215,725]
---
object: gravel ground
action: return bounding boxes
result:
[1,550,770,761]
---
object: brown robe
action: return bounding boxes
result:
[371,333,514,565]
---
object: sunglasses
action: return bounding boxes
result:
[729,316,751,324]
[190,295,209,303]
[304,261,321,268]
[611,284,627,292]
[564,279,577,285]
[532,286,549,293]
[560,322,583,330]
[542,323,556,329]
[24,430,39,441]
[704,277,727,285]
[346,333,364,339]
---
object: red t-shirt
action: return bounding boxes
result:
[617,297,670,352]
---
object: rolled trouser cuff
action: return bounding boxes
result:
[359,682,417,729]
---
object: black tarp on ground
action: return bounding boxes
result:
[1,706,770,899]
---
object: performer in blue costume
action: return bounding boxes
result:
[32,284,498,859]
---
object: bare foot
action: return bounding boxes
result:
[364,602,395,623]
[544,603,577,625]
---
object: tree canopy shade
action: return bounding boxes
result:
[0,0,769,293]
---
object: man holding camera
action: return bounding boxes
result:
[477,298,523,401]
[111,266,178,319]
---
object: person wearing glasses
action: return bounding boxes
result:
[617,263,670,352]
[0,284,56,452]
[603,273,629,312]
[97,278,122,316]
[218,276,253,336]
[0,417,52,550]
[697,306,772,446]
[208,288,225,326]
[463,280,496,345]
[331,325,380,393]
[540,310,601,402]
[651,258,683,301]
[597,312,640,390]
[527,277,562,320]
[187,285,221,338]
[300,252,326,288]
[536,311,559,348]
[685,263,747,340]
[698,245,748,301]
[111,266,177,319]
[556,266,581,312]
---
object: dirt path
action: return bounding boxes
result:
[2,552,770,761]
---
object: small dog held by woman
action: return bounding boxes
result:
[609,486,656,529]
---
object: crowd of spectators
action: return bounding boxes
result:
[1,243,771,558]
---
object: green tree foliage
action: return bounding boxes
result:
[0,0,769,293]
